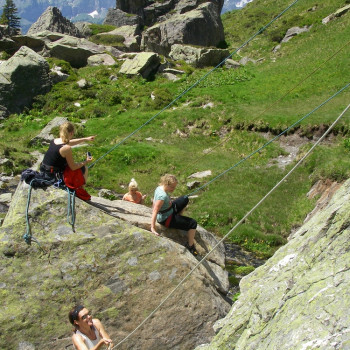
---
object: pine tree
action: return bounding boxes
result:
[0,0,21,34]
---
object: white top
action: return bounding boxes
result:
[75,327,101,349]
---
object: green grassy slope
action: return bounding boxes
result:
[1,0,350,258]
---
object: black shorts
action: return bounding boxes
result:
[159,196,197,231]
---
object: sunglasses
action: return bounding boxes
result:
[81,311,92,320]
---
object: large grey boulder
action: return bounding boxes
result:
[197,178,350,350]
[0,182,231,349]
[43,34,111,68]
[114,0,224,27]
[99,25,141,52]
[0,46,51,114]
[142,2,225,56]
[169,44,229,67]
[104,8,140,27]
[27,6,82,38]
[87,53,116,66]
[281,25,311,43]
[119,51,161,79]
[89,196,226,269]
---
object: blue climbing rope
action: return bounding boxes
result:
[66,187,76,231]
[88,0,300,169]
[187,81,350,197]
[24,178,76,246]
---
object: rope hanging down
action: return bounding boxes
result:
[111,101,350,349]
[187,81,350,197]
[88,0,300,169]
[24,180,76,246]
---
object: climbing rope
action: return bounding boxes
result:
[111,101,350,349]
[187,81,350,197]
[66,187,76,232]
[191,39,350,164]
[24,178,76,246]
[88,0,300,169]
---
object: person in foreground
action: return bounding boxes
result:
[40,121,94,183]
[151,174,198,255]
[122,178,146,204]
[69,305,113,350]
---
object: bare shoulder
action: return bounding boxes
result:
[92,318,102,329]
[60,144,71,154]
[72,332,84,344]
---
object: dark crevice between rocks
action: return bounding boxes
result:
[224,243,265,301]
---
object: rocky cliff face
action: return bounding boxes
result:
[105,0,225,55]
[0,182,230,349]
[196,178,350,350]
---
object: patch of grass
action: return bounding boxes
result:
[89,34,125,47]
[89,23,116,35]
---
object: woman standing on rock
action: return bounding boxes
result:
[41,121,94,183]
[151,174,198,256]
[68,305,113,350]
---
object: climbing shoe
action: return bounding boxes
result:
[186,243,198,256]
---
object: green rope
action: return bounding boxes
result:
[89,0,300,169]
[187,82,350,197]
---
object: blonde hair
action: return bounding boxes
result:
[128,178,138,190]
[160,174,177,186]
[60,122,75,143]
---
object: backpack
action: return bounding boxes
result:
[21,169,61,189]
[63,166,91,201]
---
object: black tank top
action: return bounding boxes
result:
[42,140,67,170]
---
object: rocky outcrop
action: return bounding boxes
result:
[322,4,350,24]
[196,178,350,350]
[43,34,115,68]
[87,53,116,66]
[105,0,225,60]
[0,181,230,349]
[281,25,311,43]
[119,52,161,79]
[104,8,140,27]
[27,7,82,38]
[0,46,52,114]
[169,44,230,67]
[141,2,225,56]
[101,25,142,52]
[115,0,224,26]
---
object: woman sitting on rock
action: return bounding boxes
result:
[122,178,146,204]
[68,305,113,350]
[40,121,94,183]
[151,174,198,256]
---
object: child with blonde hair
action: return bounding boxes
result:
[122,178,146,204]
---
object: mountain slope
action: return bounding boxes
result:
[0,0,115,33]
